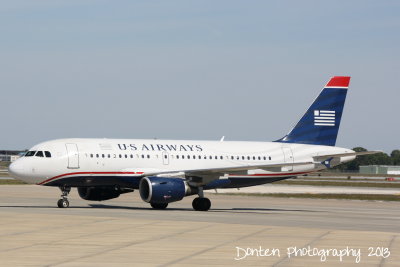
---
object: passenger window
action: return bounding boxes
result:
[96,154,99,158]
[147,155,150,159]
[45,151,51,158]
[141,155,144,158]
[220,156,223,160]
[90,154,93,158]
[130,154,133,158]
[108,154,111,158]
[119,154,122,158]
[102,154,105,158]
[125,154,128,158]
[242,156,245,160]
[253,156,255,160]
[263,156,266,160]
[36,151,44,157]
[209,156,212,159]
[177,155,180,159]
[269,156,272,160]
[247,156,250,160]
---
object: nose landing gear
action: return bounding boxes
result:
[57,186,71,208]
[192,187,211,211]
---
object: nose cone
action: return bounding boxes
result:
[8,161,25,179]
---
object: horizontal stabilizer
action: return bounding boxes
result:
[313,151,382,161]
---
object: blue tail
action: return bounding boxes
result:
[276,76,350,146]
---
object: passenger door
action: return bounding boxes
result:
[66,143,80,169]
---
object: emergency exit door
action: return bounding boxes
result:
[162,151,170,165]
[282,147,294,171]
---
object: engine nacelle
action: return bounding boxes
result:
[139,176,187,204]
[78,186,132,201]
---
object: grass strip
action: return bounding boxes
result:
[275,180,400,188]
[218,193,400,201]
[0,179,27,185]
[0,162,10,168]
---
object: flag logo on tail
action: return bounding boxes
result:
[314,110,335,126]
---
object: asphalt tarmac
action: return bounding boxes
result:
[0,185,399,266]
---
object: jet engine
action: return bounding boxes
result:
[139,176,189,204]
[77,186,133,201]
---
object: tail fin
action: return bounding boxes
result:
[276,76,350,146]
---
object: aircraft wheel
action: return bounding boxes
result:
[57,199,69,208]
[150,202,168,209]
[192,197,211,211]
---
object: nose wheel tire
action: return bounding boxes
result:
[192,197,211,211]
[57,199,69,208]
[57,186,71,208]
[150,202,168,209]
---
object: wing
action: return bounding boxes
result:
[142,161,313,177]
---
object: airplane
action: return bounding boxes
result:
[8,76,377,211]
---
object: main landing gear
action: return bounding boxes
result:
[57,186,71,208]
[192,187,211,211]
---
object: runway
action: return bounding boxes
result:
[216,184,400,195]
[0,185,399,266]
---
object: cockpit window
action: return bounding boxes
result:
[25,151,36,157]
[45,151,51,158]
[36,151,44,157]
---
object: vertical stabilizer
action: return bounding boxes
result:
[276,76,350,146]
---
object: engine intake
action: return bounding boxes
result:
[139,176,188,204]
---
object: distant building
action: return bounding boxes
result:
[360,165,400,175]
[0,155,21,162]
[0,150,25,162]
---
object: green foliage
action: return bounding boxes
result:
[391,150,400,165]
[334,147,400,171]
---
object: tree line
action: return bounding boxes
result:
[333,147,400,171]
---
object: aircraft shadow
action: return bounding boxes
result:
[0,204,320,214]
[88,204,320,213]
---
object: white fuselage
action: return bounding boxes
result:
[9,138,355,185]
